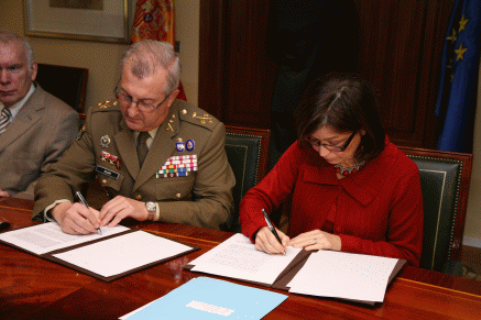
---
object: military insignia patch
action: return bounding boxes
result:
[100,151,122,169]
[156,155,198,178]
[100,135,111,147]
[186,139,195,151]
[176,138,185,152]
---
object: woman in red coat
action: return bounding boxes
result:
[239,73,423,266]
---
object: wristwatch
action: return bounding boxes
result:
[145,201,157,221]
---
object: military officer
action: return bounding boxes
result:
[32,40,235,234]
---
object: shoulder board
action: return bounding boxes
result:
[175,103,219,130]
[90,100,121,113]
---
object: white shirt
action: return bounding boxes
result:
[0,83,35,121]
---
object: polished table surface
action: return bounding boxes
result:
[1,198,481,320]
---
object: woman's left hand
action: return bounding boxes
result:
[287,230,341,251]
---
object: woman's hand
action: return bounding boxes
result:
[288,229,341,251]
[254,226,290,254]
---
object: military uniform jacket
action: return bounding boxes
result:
[33,99,235,230]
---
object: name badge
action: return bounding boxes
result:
[95,165,120,179]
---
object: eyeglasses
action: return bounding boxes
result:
[309,131,357,153]
[114,87,167,113]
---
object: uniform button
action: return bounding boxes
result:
[176,193,182,199]
[102,179,107,184]
[135,195,143,201]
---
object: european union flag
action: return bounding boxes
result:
[435,0,481,153]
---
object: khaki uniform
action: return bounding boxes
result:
[32,99,235,230]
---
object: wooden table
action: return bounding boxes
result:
[1,198,481,320]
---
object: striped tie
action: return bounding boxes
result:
[0,108,12,134]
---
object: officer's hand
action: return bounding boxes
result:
[99,196,149,227]
[52,201,101,235]
[0,189,9,198]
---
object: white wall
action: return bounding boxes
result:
[0,0,199,109]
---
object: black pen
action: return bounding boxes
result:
[261,208,285,255]
[76,191,101,235]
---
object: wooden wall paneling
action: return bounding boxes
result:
[199,0,277,129]
[355,0,454,148]
[200,1,453,148]
[198,0,226,120]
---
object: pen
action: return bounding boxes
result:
[76,191,101,235]
[261,208,285,255]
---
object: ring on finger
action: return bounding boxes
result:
[314,238,317,244]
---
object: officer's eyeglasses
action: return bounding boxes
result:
[114,87,167,113]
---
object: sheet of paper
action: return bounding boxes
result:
[52,230,193,278]
[121,277,288,320]
[287,250,398,302]
[0,222,129,255]
[189,233,302,285]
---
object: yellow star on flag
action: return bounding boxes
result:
[446,28,457,43]
[455,43,468,61]
[459,15,469,32]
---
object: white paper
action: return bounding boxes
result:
[0,222,129,255]
[287,251,398,302]
[52,231,193,278]
[189,233,302,285]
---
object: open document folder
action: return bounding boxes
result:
[185,233,405,305]
[185,233,306,286]
[0,222,199,282]
[120,277,288,320]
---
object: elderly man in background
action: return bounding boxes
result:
[33,40,235,234]
[0,30,79,199]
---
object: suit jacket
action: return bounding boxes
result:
[33,99,235,230]
[0,84,79,199]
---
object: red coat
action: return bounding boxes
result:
[240,137,423,266]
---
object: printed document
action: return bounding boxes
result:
[287,250,398,302]
[52,230,194,278]
[189,233,302,285]
[0,222,129,255]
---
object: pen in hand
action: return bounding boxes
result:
[261,208,285,255]
[75,191,101,235]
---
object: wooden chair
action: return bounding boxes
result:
[36,63,89,113]
[221,125,270,232]
[398,146,472,273]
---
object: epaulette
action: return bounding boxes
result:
[91,100,121,113]
[178,108,217,129]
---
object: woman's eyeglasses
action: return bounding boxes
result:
[309,131,357,152]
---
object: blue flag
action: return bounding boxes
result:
[435,0,481,153]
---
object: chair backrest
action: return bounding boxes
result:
[398,146,472,272]
[36,63,89,113]
[222,125,270,232]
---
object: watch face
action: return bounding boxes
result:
[146,202,156,212]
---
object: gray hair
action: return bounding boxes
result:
[0,30,35,68]
[120,40,181,96]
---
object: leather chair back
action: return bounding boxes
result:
[36,63,89,113]
[398,146,472,272]
[222,125,270,232]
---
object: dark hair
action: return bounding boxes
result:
[295,72,385,162]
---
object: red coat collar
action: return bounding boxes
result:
[301,136,398,207]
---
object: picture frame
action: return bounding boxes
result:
[23,0,131,44]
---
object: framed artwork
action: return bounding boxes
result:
[23,0,131,44]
